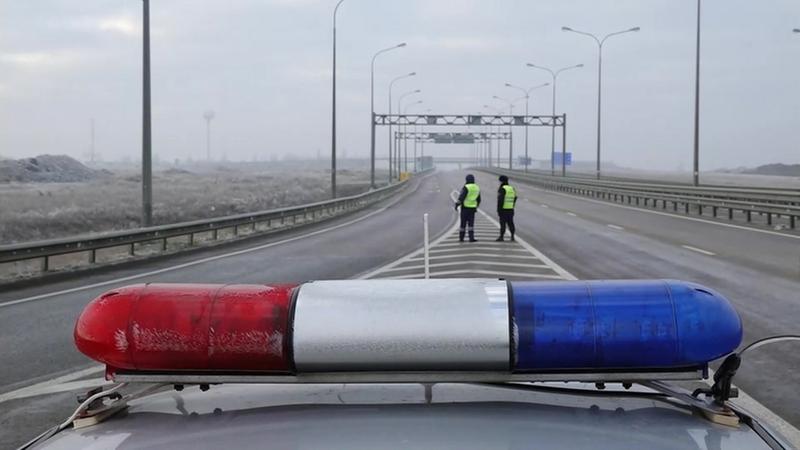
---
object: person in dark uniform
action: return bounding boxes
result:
[454,174,481,242]
[496,175,517,241]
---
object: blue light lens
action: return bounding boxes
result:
[511,280,742,371]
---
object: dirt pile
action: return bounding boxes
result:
[0,155,109,183]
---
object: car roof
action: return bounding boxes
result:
[32,382,776,450]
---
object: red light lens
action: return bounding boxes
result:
[74,284,296,373]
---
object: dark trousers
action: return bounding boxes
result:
[499,210,515,238]
[459,207,476,241]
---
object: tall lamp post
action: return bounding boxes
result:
[504,82,549,171]
[403,100,423,173]
[331,0,345,198]
[692,0,701,186]
[562,26,640,180]
[483,104,504,167]
[419,108,432,170]
[526,63,583,175]
[370,42,407,188]
[141,0,152,227]
[493,95,524,169]
[388,72,416,181]
[398,89,421,178]
[203,111,215,161]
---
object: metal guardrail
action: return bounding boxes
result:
[0,179,410,278]
[484,168,800,230]
[502,169,800,205]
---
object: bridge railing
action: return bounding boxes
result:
[483,168,800,230]
[0,179,410,281]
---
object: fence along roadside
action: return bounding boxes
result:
[0,179,412,283]
[483,168,800,231]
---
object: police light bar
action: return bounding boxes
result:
[74,279,742,383]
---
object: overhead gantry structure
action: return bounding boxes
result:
[372,114,567,180]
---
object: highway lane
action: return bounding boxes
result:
[0,172,470,448]
[0,172,460,391]
[3,169,799,447]
[471,172,800,428]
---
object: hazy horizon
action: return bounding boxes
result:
[1,1,799,171]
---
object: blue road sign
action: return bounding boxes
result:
[554,152,572,166]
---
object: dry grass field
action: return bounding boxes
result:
[0,167,376,245]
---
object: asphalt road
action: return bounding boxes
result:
[468,171,800,429]
[2,169,799,448]
[0,172,458,448]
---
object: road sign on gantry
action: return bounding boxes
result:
[554,152,573,166]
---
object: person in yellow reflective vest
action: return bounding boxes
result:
[496,175,517,242]
[454,174,481,242]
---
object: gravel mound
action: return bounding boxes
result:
[0,155,109,183]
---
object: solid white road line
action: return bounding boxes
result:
[516,182,800,240]
[407,253,542,261]
[606,224,625,231]
[357,219,460,279]
[0,365,104,404]
[385,270,565,280]
[681,245,716,256]
[378,261,554,273]
[428,246,531,254]
[474,208,578,281]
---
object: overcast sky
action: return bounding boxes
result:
[1,0,798,170]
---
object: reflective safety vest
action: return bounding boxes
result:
[502,185,516,210]
[464,183,480,208]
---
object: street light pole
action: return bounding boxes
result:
[526,63,583,176]
[493,95,524,170]
[421,108,431,168]
[505,82,549,171]
[484,104,504,168]
[388,72,416,181]
[403,100,423,173]
[203,111,215,161]
[141,0,152,227]
[693,0,701,186]
[562,26,640,180]
[398,89,421,178]
[370,43,406,188]
[331,0,345,198]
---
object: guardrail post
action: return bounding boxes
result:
[746,210,752,222]
[712,206,717,218]
[42,256,49,272]
[728,208,733,220]
[212,229,218,240]
[698,205,703,216]
[130,243,135,256]
[90,249,97,264]
[791,215,796,229]
[162,238,168,251]
[767,213,772,226]
[684,203,689,214]
[190,233,195,246]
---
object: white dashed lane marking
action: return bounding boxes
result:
[681,245,716,256]
[606,224,625,231]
